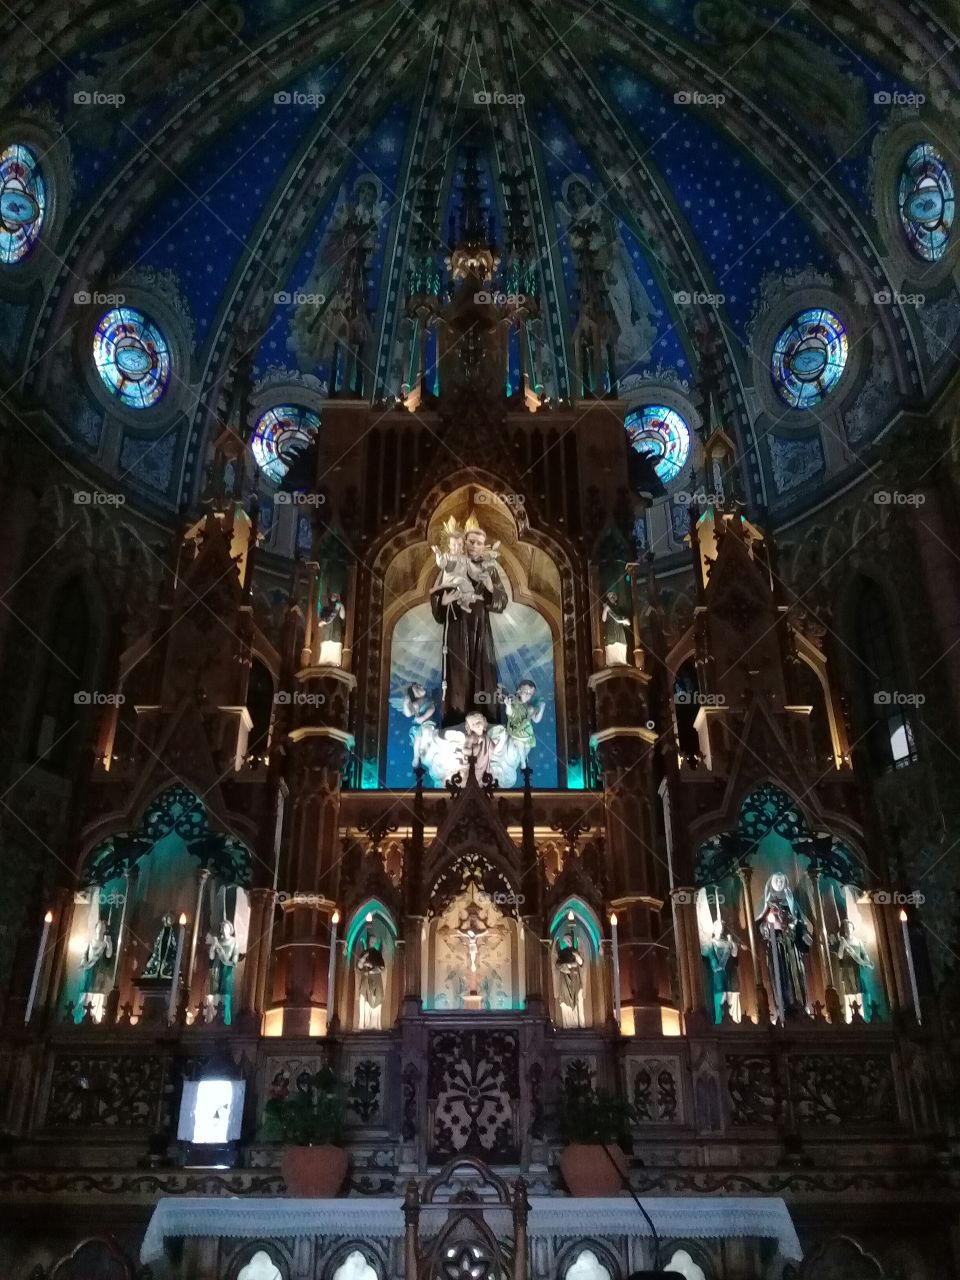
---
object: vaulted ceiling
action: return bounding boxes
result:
[1,0,958,520]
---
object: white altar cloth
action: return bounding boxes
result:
[141,1195,802,1264]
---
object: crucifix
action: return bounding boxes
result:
[441,892,505,1009]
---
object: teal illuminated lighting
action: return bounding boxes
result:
[345,899,397,955]
[549,898,601,953]
[566,759,585,789]
[360,758,381,789]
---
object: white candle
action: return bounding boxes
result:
[767,912,785,1025]
[167,914,187,1024]
[326,910,340,1029]
[25,910,53,1024]
[899,910,922,1024]
[610,913,622,1028]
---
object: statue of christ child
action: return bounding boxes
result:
[431,519,481,614]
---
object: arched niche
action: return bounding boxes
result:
[68,785,252,1024]
[323,1244,384,1280]
[663,1245,710,1280]
[694,784,884,1026]
[342,900,398,1030]
[548,898,604,1028]
[231,1244,290,1280]
[373,483,570,790]
[423,854,523,1011]
[561,1245,618,1280]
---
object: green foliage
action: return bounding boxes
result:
[260,1064,344,1147]
[560,1083,637,1145]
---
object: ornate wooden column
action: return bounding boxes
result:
[588,664,664,1034]
[271,664,356,1036]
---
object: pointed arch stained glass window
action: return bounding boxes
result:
[251,404,320,484]
[93,306,171,408]
[898,142,955,263]
[625,403,690,484]
[771,308,847,410]
[0,143,46,264]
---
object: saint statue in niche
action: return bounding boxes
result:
[555,927,586,1027]
[833,919,874,1021]
[702,917,742,1023]
[430,515,507,728]
[356,930,386,1029]
[317,592,346,666]
[396,510,552,790]
[143,912,178,981]
[756,873,812,1020]
[206,920,239,1021]
[557,174,658,374]
[79,919,114,997]
[601,590,632,666]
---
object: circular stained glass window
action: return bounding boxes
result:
[0,143,46,265]
[93,307,171,408]
[771,308,848,410]
[897,142,955,263]
[625,404,691,484]
[251,405,320,484]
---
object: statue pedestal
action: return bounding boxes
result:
[135,977,175,1026]
[463,992,483,1010]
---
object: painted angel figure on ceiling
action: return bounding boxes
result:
[289,174,389,385]
[557,174,658,376]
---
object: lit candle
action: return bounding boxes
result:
[326,909,340,1027]
[610,913,622,1028]
[899,909,922,1024]
[167,913,187,1025]
[25,910,53,1024]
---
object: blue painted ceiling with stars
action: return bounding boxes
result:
[1,0,958,513]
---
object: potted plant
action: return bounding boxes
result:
[559,1084,637,1197]
[260,1064,348,1197]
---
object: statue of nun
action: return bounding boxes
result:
[756,872,813,1020]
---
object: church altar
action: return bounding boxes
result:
[140,1194,803,1266]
